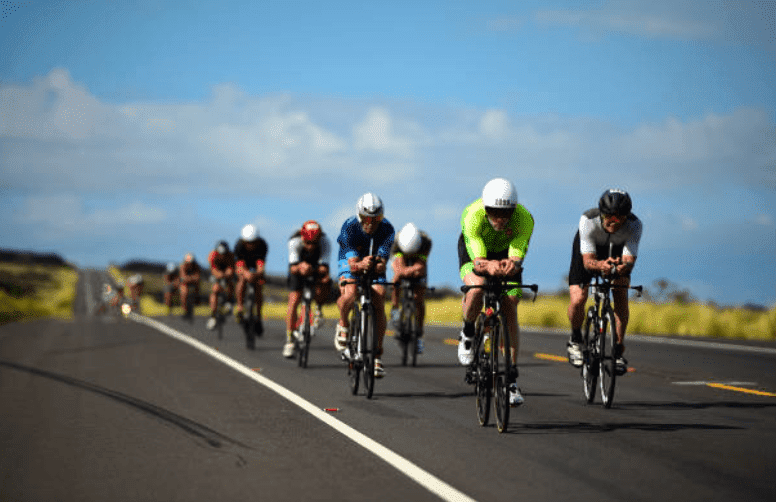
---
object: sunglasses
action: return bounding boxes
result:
[602,213,626,223]
[485,207,515,220]
[359,215,383,225]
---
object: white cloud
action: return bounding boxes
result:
[16,195,167,237]
[533,0,775,46]
[353,107,417,159]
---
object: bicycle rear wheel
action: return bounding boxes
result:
[348,306,361,395]
[599,306,617,408]
[363,303,376,399]
[493,312,511,433]
[582,307,597,404]
[474,313,491,426]
[408,309,419,367]
[399,306,411,367]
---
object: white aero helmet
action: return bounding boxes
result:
[241,224,259,241]
[127,274,144,286]
[357,193,384,218]
[166,262,177,273]
[397,223,422,255]
[482,178,517,209]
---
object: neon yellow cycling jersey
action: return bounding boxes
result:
[461,198,534,271]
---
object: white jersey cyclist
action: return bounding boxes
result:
[578,208,642,260]
[288,233,331,266]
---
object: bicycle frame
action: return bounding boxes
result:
[581,272,642,408]
[461,273,538,433]
[341,243,384,399]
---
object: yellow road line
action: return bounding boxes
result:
[443,338,458,346]
[707,383,776,397]
[534,353,567,362]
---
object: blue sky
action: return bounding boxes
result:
[1,0,774,306]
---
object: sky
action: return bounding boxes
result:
[1,0,774,307]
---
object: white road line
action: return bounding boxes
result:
[130,314,476,502]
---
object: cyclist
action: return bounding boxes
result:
[179,253,201,320]
[234,224,268,337]
[389,222,432,355]
[566,189,642,374]
[458,178,534,407]
[126,274,144,312]
[163,262,179,314]
[206,240,236,331]
[283,220,332,358]
[335,193,395,378]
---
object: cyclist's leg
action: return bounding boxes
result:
[335,277,356,350]
[611,275,631,351]
[502,294,520,366]
[235,275,245,312]
[414,284,426,336]
[371,283,387,358]
[286,290,302,334]
[209,281,220,315]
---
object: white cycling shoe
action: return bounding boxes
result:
[282,341,295,358]
[334,324,348,351]
[509,384,525,407]
[457,332,474,366]
[567,341,583,368]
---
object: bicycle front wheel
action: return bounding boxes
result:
[348,305,361,395]
[599,306,617,408]
[582,306,597,404]
[493,311,512,433]
[474,313,491,426]
[298,303,311,368]
[362,303,376,399]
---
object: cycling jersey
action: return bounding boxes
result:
[208,250,235,272]
[234,238,268,271]
[390,232,432,266]
[459,198,534,279]
[288,231,331,266]
[578,208,642,258]
[337,216,395,280]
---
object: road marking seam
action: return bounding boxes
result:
[130,313,476,502]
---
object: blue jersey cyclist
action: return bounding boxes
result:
[334,192,395,379]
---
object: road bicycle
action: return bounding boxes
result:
[461,272,538,433]
[295,274,318,368]
[580,271,642,408]
[341,247,385,399]
[395,278,434,367]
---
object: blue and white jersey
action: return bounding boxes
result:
[337,216,395,279]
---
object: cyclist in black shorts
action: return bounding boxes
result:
[566,189,643,373]
[283,220,332,358]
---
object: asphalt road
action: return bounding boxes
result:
[1,269,775,501]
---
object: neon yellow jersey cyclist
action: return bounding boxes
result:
[459,199,534,280]
[457,177,534,407]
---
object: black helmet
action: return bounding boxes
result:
[215,240,230,254]
[598,189,632,216]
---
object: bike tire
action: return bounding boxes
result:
[244,297,255,350]
[400,303,414,367]
[298,302,311,368]
[363,303,376,399]
[474,313,491,427]
[348,305,361,395]
[582,306,597,404]
[599,306,617,408]
[493,311,511,433]
[408,308,419,367]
